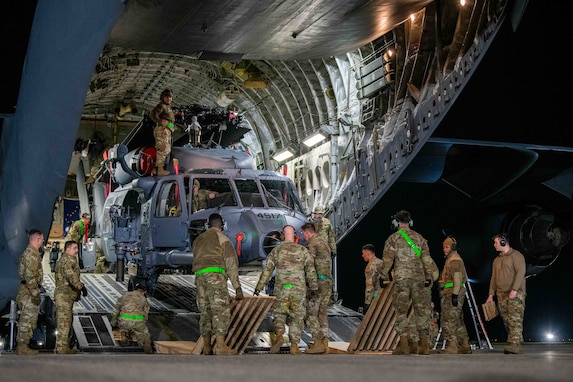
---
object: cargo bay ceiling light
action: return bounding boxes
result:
[302,131,328,147]
[271,147,296,162]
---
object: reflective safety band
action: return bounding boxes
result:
[317,274,332,280]
[443,282,465,288]
[121,314,144,320]
[195,267,226,275]
[283,284,295,289]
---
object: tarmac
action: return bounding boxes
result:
[1,343,572,382]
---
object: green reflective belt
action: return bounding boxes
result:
[283,284,294,289]
[166,122,174,128]
[444,282,465,288]
[317,274,332,280]
[195,267,226,275]
[397,229,421,257]
[121,314,144,320]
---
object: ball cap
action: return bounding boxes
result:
[313,206,325,214]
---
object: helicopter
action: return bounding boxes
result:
[91,112,307,293]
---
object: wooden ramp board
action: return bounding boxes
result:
[327,341,350,354]
[192,296,275,355]
[155,341,197,354]
[347,281,413,353]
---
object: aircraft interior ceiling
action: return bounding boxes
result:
[83,0,499,169]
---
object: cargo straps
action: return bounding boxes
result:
[397,229,421,257]
[444,282,466,289]
[195,267,226,275]
[121,314,144,320]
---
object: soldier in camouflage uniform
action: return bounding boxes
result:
[192,179,217,212]
[150,89,175,176]
[192,213,244,355]
[486,234,526,355]
[54,241,87,354]
[380,210,437,355]
[110,282,152,353]
[312,206,336,256]
[16,229,45,355]
[254,225,318,355]
[361,244,384,314]
[439,237,472,354]
[301,222,332,354]
[65,212,90,269]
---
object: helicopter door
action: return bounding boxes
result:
[150,179,189,248]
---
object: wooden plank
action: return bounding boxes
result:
[155,341,197,354]
[193,296,275,355]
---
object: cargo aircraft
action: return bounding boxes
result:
[1,0,572,316]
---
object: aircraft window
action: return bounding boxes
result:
[235,179,264,207]
[260,179,304,213]
[192,178,235,211]
[155,181,182,218]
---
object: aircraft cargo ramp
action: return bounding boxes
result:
[38,273,363,353]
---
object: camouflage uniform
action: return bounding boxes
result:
[150,101,175,169]
[256,241,318,346]
[66,219,87,245]
[489,248,526,346]
[193,189,213,212]
[440,250,470,346]
[16,245,44,346]
[364,256,384,307]
[54,252,84,352]
[381,227,435,338]
[314,217,336,254]
[304,235,332,340]
[110,290,151,352]
[192,228,241,337]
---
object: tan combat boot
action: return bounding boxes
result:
[16,343,39,355]
[503,342,522,354]
[203,334,213,355]
[56,347,78,354]
[418,335,430,355]
[214,336,238,355]
[143,338,153,354]
[393,335,410,355]
[322,338,329,354]
[305,338,326,354]
[270,330,284,354]
[439,340,458,354]
[155,167,170,176]
[290,344,302,355]
[409,337,419,355]
[458,338,472,354]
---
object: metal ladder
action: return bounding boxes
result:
[433,281,493,350]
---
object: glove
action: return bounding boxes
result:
[253,289,260,296]
[235,288,244,301]
[32,293,41,305]
[379,278,388,288]
[424,279,432,288]
[452,294,459,307]
[362,304,370,314]
[81,286,88,297]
